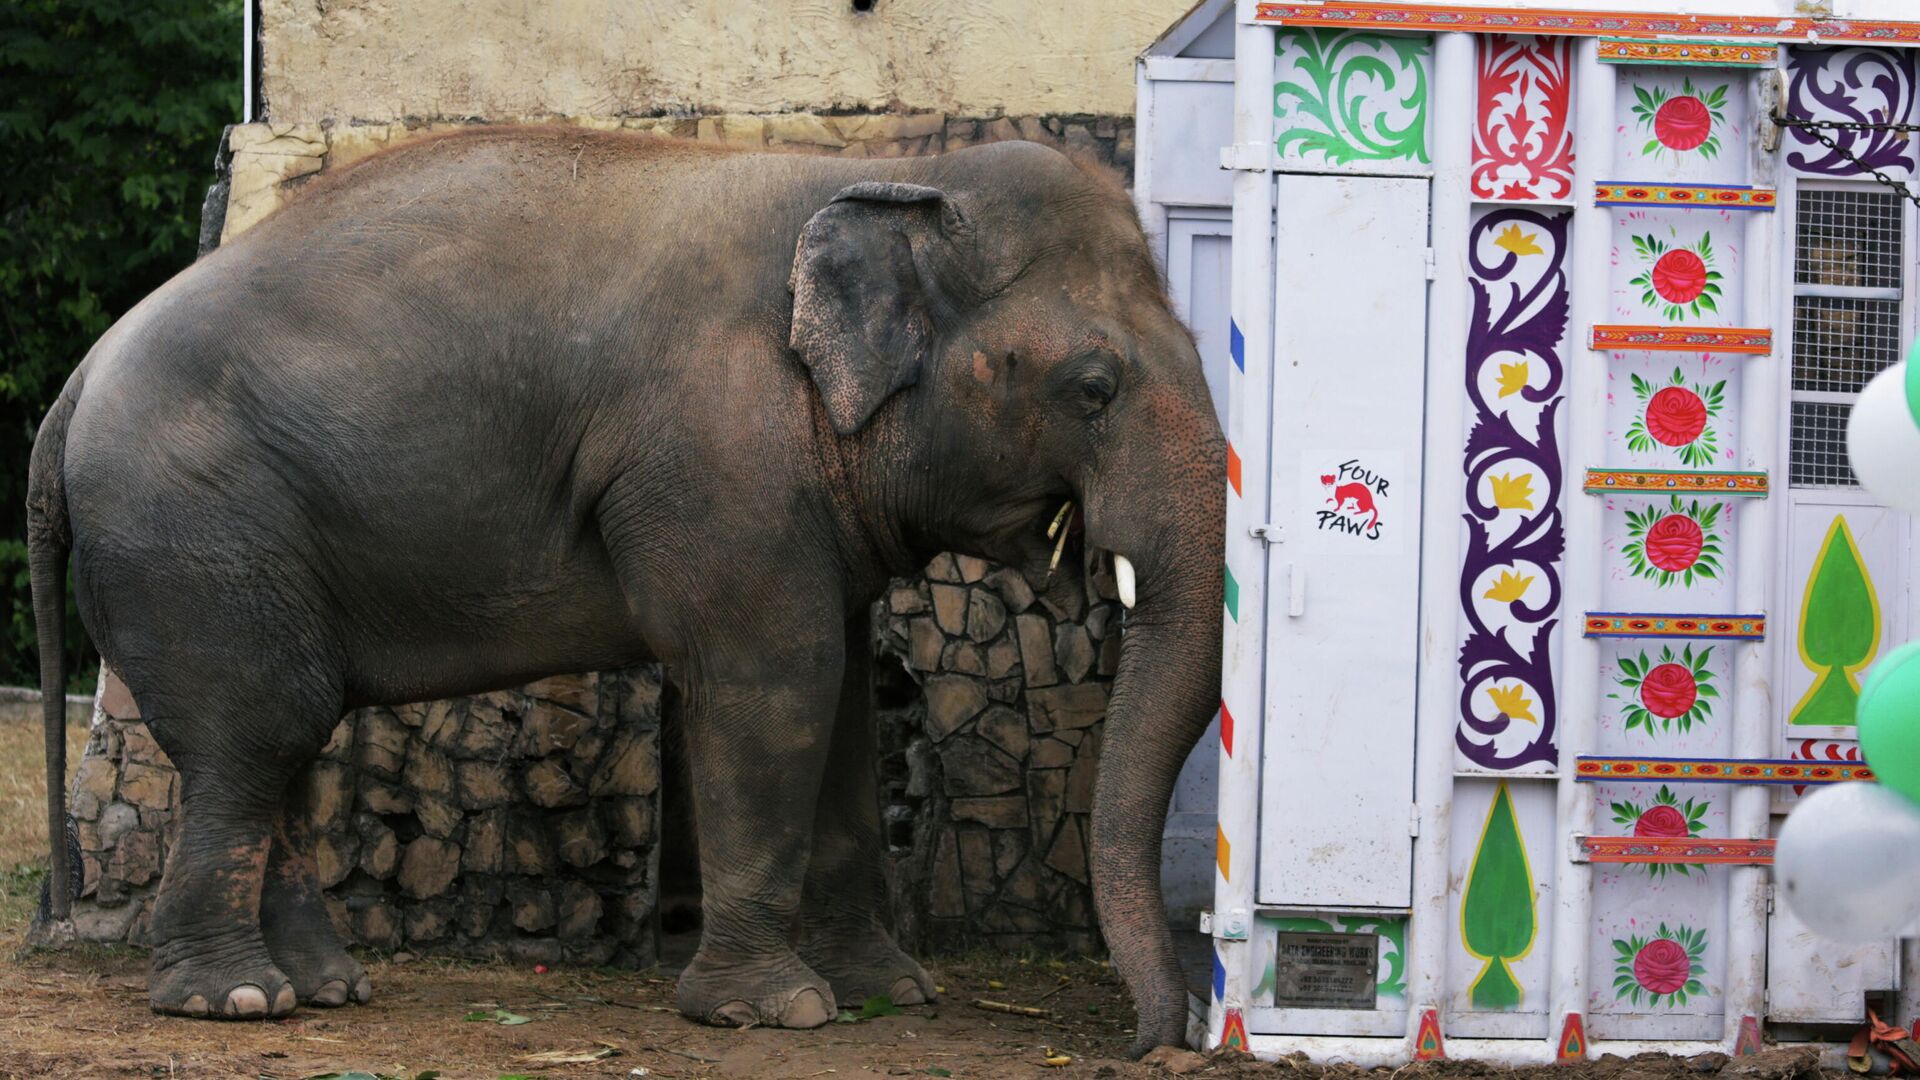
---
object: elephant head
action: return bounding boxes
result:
[788,141,1226,1056]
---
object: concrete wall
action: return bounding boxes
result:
[260,0,1192,123]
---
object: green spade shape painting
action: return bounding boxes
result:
[1790,517,1881,727]
[1460,783,1536,1010]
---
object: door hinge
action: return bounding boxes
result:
[1198,910,1214,935]
[1764,883,1776,915]
[1423,248,1438,280]
[1410,803,1422,837]
[1219,143,1272,173]
[1250,523,1283,544]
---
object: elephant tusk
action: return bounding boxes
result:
[1114,553,1137,609]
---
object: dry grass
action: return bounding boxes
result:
[0,716,88,929]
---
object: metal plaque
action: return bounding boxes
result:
[1272,931,1378,1009]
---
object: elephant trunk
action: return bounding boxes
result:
[1086,461,1224,1057]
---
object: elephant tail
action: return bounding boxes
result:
[28,363,84,924]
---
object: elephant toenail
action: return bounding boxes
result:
[351,975,373,1004]
[224,985,269,1017]
[309,980,348,1007]
[708,1000,757,1027]
[890,976,929,1006]
[272,984,298,1015]
[178,994,209,1017]
[780,988,834,1029]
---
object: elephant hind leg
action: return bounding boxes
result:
[795,613,936,1009]
[114,587,346,1021]
[262,782,370,1008]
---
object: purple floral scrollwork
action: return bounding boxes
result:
[1786,46,1919,177]
[1457,208,1569,771]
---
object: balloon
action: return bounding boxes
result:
[1776,782,1920,941]
[1847,362,1920,514]
[1859,640,1920,806]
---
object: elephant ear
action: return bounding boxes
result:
[789,182,962,435]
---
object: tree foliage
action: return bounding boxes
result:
[0,0,240,688]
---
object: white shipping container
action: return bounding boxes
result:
[1136,0,1920,1063]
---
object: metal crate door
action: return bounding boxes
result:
[1258,173,1429,910]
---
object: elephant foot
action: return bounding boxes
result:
[676,947,836,1029]
[798,931,937,1008]
[266,939,372,1008]
[149,952,298,1020]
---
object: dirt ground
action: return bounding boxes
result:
[0,935,1848,1080]
[0,720,1851,1080]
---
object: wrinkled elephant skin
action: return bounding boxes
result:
[27,130,1224,1053]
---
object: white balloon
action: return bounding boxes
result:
[1776,783,1920,942]
[1847,363,1920,514]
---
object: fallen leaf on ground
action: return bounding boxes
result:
[1042,1046,1072,1067]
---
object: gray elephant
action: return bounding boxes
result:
[28,128,1224,1056]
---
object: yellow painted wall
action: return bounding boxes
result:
[261,0,1196,124]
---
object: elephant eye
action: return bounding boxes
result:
[1071,362,1119,417]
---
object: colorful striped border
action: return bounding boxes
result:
[1251,4,1920,45]
[1594,182,1776,210]
[1575,756,1875,785]
[1582,613,1765,640]
[1596,38,1776,67]
[1583,469,1768,496]
[1591,324,1773,354]
[1578,836,1776,865]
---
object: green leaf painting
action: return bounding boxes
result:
[1460,783,1537,1010]
[1274,28,1431,166]
[1790,516,1881,727]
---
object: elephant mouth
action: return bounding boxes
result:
[1041,500,1135,610]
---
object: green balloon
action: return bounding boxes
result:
[1858,640,1920,806]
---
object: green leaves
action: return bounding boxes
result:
[464,1008,533,1025]
[1790,516,1882,727]
[0,0,240,688]
[835,994,903,1023]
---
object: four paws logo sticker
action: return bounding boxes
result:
[1316,459,1389,542]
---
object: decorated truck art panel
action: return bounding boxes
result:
[1134,0,1920,1064]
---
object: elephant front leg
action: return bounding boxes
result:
[796,614,936,1008]
[674,650,842,1030]
[261,792,370,1007]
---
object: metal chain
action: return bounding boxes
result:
[1775,113,1920,209]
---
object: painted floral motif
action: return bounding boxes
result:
[1613,924,1707,1006]
[1628,233,1725,322]
[1622,496,1723,588]
[1786,47,1919,178]
[1457,209,1568,772]
[1612,645,1717,737]
[1631,78,1729,160]
[1790,517,1882,728]
[1275,28,1431,166]
[1610,787,1710,878]
[1462,783,1536,1009]
[1472,34,1575,201]
[1625,369,1725,468]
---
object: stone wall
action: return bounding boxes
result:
[68,669,662,968]
[877,556,1121,956]
[58,110,1131,958]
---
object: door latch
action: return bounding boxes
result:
[1250,523,1283,544]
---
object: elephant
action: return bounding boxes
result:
[27,127,1224,1056]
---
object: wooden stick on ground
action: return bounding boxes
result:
[972,999,1052,1018]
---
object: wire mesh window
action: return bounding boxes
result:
[1790,185,1907,489]
[1795,188,1904,290]
[1791,295,1903,393]
[1789,400,1858,488]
